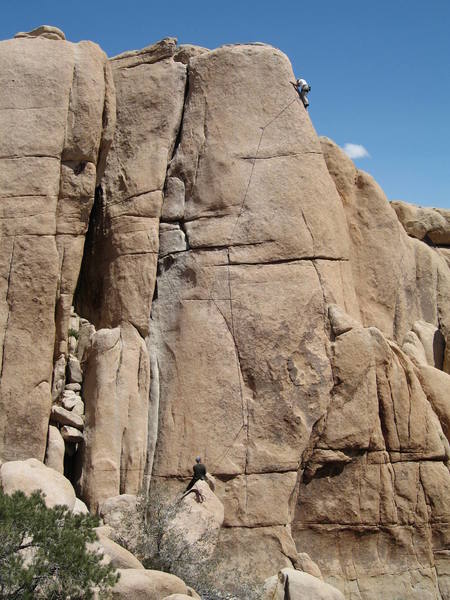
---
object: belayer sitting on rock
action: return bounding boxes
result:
[184,456,207,492]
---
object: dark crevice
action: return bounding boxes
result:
[170,65,189,162]
[73,185,105,326]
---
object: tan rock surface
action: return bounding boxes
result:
[76,39,186,337]
[170,45,348,264]
[417,365,450,440]
[44,424,65,474]
[165,481,224,560]
[0,32,115,463]
[293,322,449,598]
[77,324,149,511]
[96,533,145,569]
[111,569,188,599]
[320,138,450,346]
[263,568,344,600]
[0,458,76,509]
[392,200,450,245]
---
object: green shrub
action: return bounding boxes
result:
[0,488,119,599]
[112,487,259,600]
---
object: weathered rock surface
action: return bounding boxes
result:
[111,569,188,599]
[165,481,224,560]
[0,458,76,509]
[0,29,115,463]
[320,138,450,347]
[44,424,65,473]
[263,568,344,600]
[76,38,186,336]
[96,532,145,569]
[392,200,450,245]
[76,324,150,511]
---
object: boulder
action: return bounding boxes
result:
[111,569,188,599]
[52,354,67,401]
[65,382,81,392]
[67,355,83,384]
[99,493,140,550]
[161,176,186,221]
[159,224,187,257]
[165,481,224,560]
[60,425,84,443]
[51,405,84,430]
[73,497,89,515]
[328,304,361,337]
[15,25,66,40]
[263,569,344,600]
[44,425,65,474]
[96,533,145,569]
[0,458,76,509]
[392,200,450,245]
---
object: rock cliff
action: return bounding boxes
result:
[0,27,449,600]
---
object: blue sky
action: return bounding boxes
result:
[2,0,449,208]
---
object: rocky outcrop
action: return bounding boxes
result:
[111,569,188,599]
[0,458,76,509]
[392,200,450,246]
[166,481,224,560]
[0,28,115,463]
[1,27,449,600]
[74,38,187,505]
[263,568,344,600]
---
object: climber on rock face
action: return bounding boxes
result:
[184,456,207,492]
[293,77,311,109]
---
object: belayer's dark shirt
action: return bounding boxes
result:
[193,463,207,479]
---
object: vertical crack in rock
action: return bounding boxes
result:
[0,237,16,380]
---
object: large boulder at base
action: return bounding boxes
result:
[111,569,188,599]
[99,493,138,527]
[165,480,224,560]
[96,532,144,569]
[263,568,344,600]
[0,458,76,509]
[162,595,193,600]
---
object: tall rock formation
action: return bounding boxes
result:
[74,38,186,510]
[0,27,449,600]
[0,26,115,462]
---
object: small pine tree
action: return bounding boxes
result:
[0,488,119,599]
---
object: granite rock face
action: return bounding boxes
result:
[0,29,115,462]
[0,28,449,600]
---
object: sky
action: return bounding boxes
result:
[1,0,449,209]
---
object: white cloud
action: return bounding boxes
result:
[342,143,370,159]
